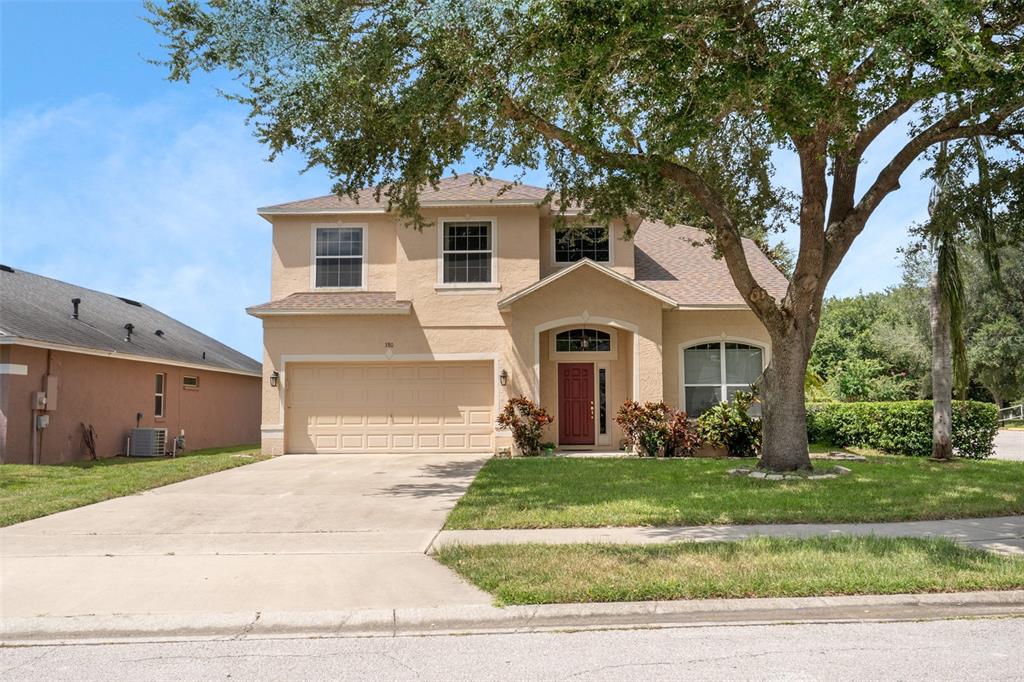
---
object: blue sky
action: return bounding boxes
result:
[1,1,932,360]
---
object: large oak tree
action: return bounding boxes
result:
[150,0,1024,470]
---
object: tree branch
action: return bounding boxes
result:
[498,92,785,328]
[788,131,829,314]
[824,99,1024,276]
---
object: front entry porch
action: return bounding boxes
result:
[538,323,633,449]
[497,259,674,451]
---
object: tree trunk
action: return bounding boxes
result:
[930,268,954,460]
[759,328,813,472]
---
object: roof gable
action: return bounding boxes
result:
[498,259,677,311]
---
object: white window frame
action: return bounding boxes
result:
[154,372,166,418]
[679,338,768,415]
[436,217,499,289]
[182,375,200,390]
[551,224,613,267]
[309,223,368,291]
[549,326,618,360]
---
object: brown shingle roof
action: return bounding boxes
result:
[246,292,411,316]
[258,175,551,214]
[633,221,789,307]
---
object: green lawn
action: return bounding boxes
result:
[444,454,1024,529]
[0,445,267,527]
[435,537,1024,605]
[1004,420,1024,431]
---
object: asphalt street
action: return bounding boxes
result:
[2,617,1022,681]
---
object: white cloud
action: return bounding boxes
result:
[1,93,330,359]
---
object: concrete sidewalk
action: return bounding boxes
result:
[433,516,1024,555]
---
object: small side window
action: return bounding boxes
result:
[154,373,166,417]
[183,376,200,390]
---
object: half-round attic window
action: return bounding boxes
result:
[555,328,611,352]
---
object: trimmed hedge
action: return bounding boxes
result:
[806,400,999,459]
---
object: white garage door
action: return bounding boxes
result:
[285,361,495,453]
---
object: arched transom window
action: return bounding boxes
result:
[683,341,764,417]
[556,328,611,352]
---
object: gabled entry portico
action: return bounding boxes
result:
[498,259,674,449]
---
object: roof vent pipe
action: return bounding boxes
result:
[71,298,81,319]
[124,323,134,342]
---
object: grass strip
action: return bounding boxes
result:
[436,536,1024,605]
[0,445,266,526]
[444,454,1024,529]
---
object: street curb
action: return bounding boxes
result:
[4,590,1024,646]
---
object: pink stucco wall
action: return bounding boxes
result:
[0,344,261,464]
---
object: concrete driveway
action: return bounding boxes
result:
[0,454,491,618]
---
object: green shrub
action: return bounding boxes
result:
[697,391,762,458]
[807,400,998,459]
[615,401,701,457]
[496,397,554,457]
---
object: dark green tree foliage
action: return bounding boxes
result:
[148,0,1024,470]
[965,245,1024,405]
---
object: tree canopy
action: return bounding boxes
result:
[149,0,1024,469]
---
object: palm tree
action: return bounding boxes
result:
[925,137,1002,461]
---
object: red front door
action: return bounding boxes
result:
[558,363,595,445]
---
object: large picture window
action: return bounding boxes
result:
[442,220,493,283]
[554,226,610,263]
[315,226,364,288]
[683,341,763,417]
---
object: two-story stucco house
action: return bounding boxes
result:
[247,175,788,455]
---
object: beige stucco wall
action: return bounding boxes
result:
[661,309,772,411]
[270,207,540,327]
[271,214,398,299]
[259,263,667,453]
[0,344,261,464]
[261,206,774,454]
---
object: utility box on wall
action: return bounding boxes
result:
[31,392,47,410]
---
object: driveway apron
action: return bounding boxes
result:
[0,454,490,617]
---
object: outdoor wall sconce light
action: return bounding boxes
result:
[269,371,280,387]
[499,369,509,386]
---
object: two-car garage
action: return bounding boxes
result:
[284,361,495,454]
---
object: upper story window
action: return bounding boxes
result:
[683,341,764,417]
[441,220,494,284]
[314,225,365,288]
[556,328,611,352]
[554,226,610,264]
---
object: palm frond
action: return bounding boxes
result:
[969,137,1002,289]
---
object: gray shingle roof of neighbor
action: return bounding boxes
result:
[633,221,790,307]
[0,266,262,375]
[258,174,552,214]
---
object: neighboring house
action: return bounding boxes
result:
[248,175,788,455]
[0,267,262,464]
